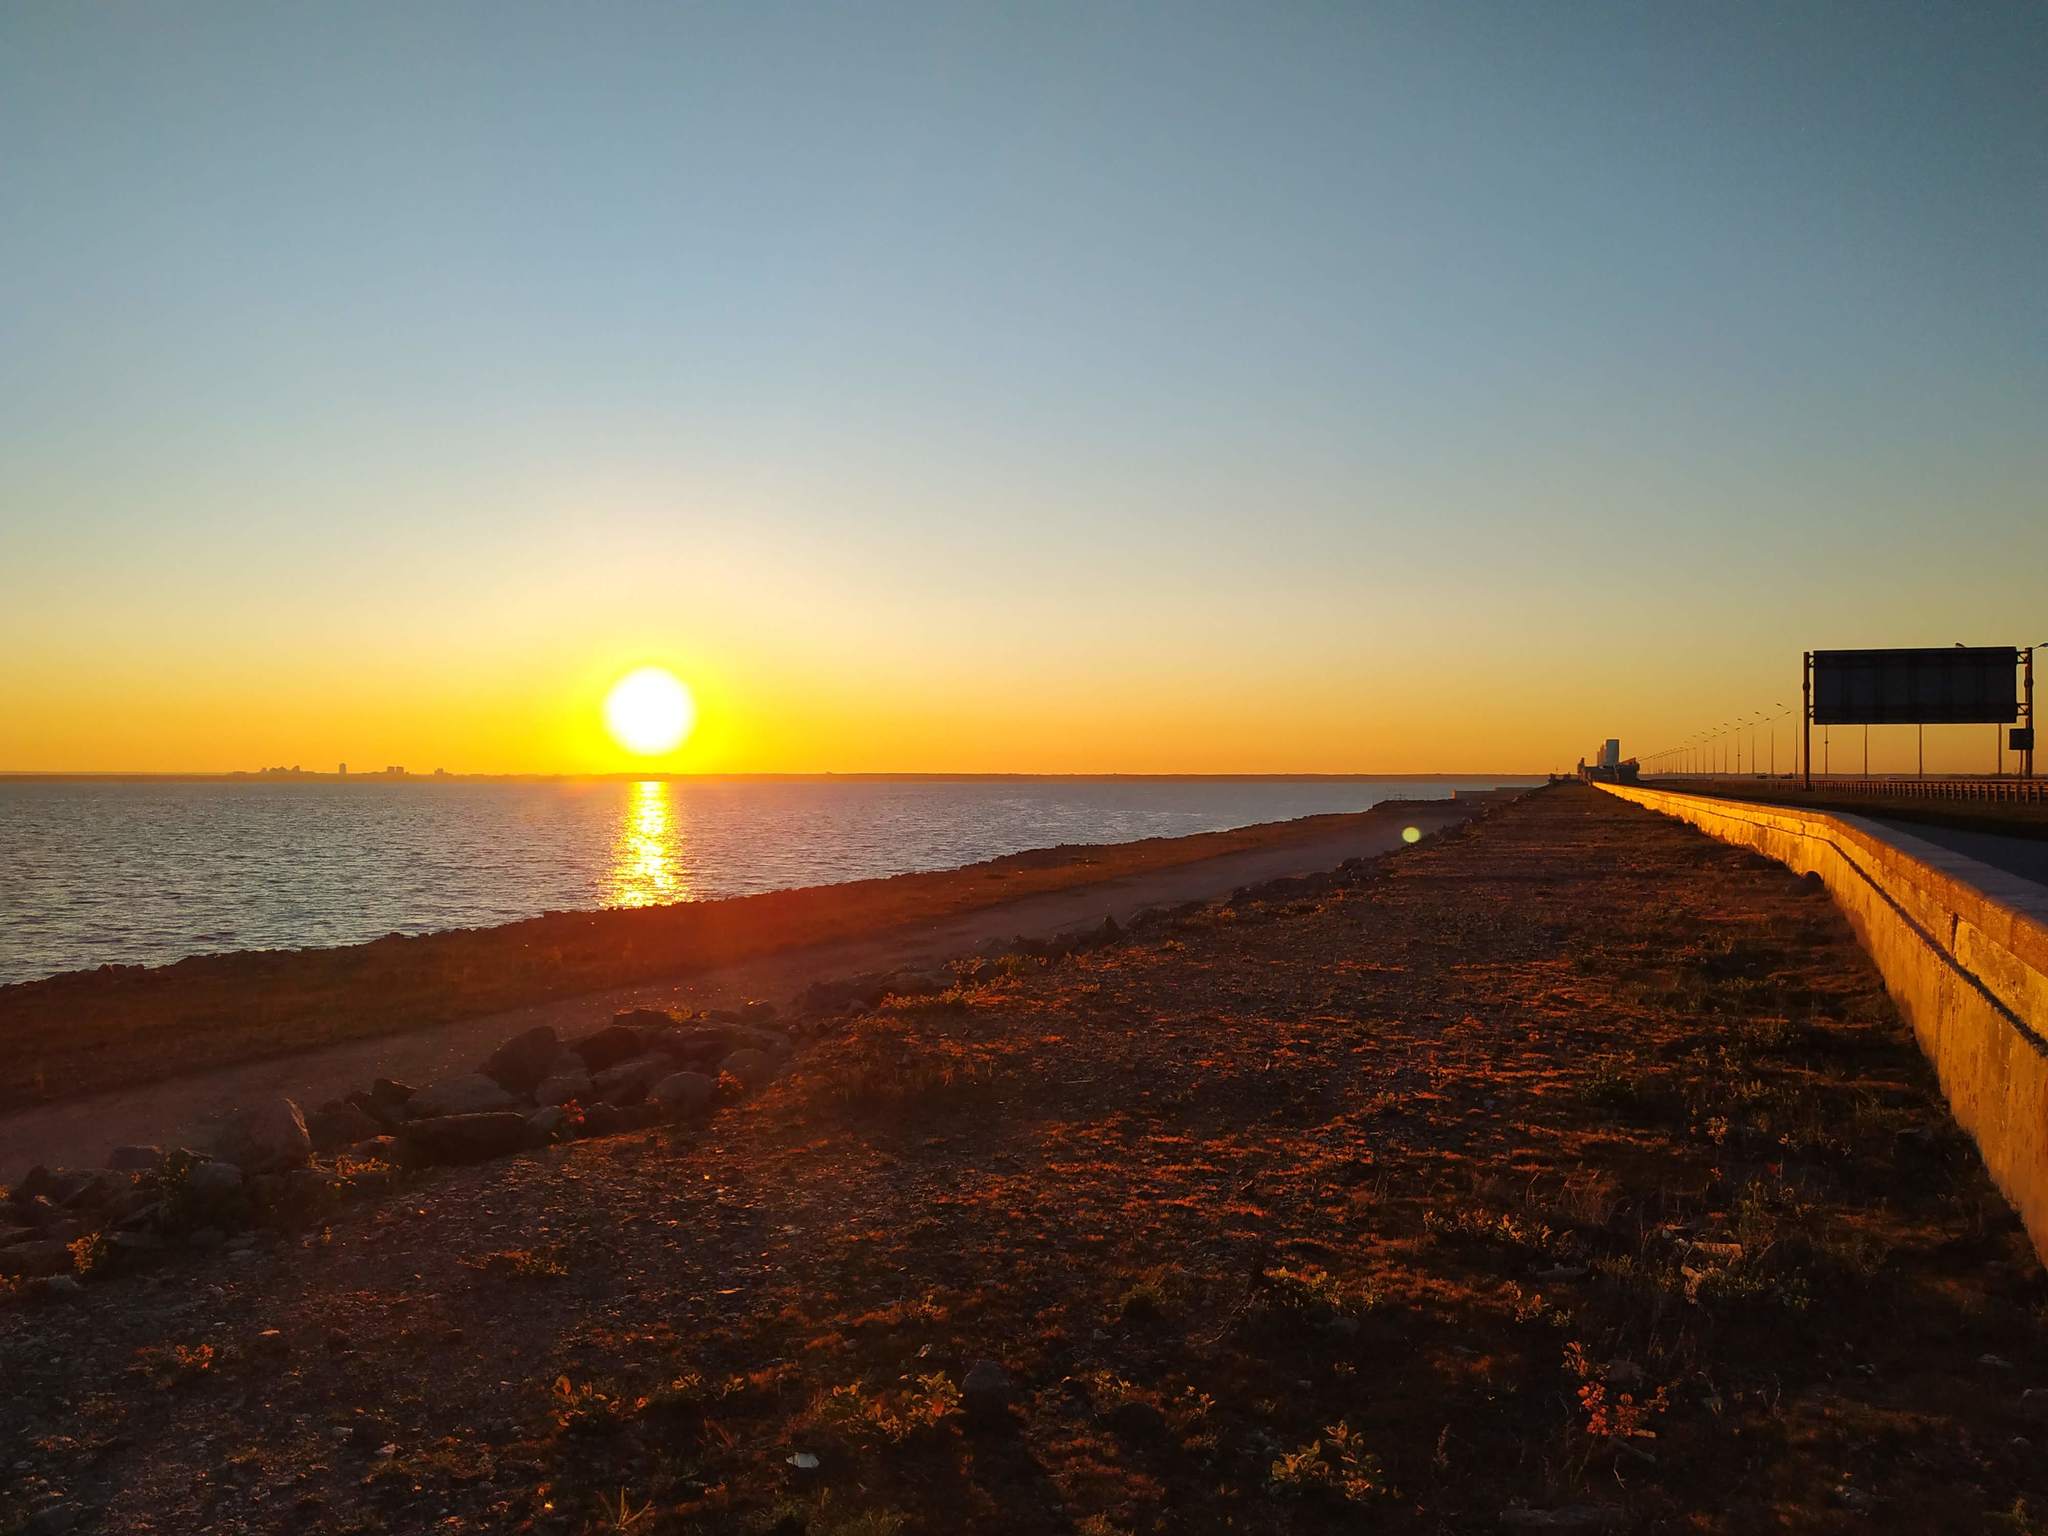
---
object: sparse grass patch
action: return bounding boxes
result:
[806,1016,1001,1118]
[806,1372,961,1446]
[1581,1062,1660,1117]
[548,1376,644,1437]
[1423,1206,1563,1257]
[68,1230,114,1279]
[1268,1419,1390,1504]
[129,1343,218,1392]
[1255,1263,1381,1331]
[459,1248,568,1280]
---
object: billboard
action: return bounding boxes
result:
[1811,647,2019,726]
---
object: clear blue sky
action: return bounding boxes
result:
[2,2,2043,773]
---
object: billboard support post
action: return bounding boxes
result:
[2028,648,2036,780]
[1802,651,1812,791]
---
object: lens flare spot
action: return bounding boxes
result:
[1402,825,1422,844]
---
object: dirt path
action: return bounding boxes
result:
[0,801,1473,1178]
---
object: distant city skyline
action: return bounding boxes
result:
[3,2,2042,774]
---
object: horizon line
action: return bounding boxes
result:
[0,769,1552,784]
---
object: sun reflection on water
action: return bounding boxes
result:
[609,780,691,907]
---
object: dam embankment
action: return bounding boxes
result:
[1597,780,2048,1260]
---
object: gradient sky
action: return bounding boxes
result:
[3,1,2043,775]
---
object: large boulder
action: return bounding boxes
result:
[480,1025,562,1095]
[571,1023,646,1072]
[0,1240,74,1279]
[734,1025,793,1058]
[15,1167,91,1206]
[534,1070,593,1107]
[346,1135,402,1165]
[650,1071,716,1117]
[408,1074,518,1118]
[401,1113,530,1166]
[613,1007,680,1032]
[882,971,949,1000]
[591,1055,671,1106]
[186,1160,246,1200]
[105,1145,163,1172]
[210,1097,312,1173]
[796,973,893,1015]
[61,1170,133,1212]
[718,1048,776,1090]
[307,1101,384,1154]
[369,1078,416,1114]
[656,1024,737,1064]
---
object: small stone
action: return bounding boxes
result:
[1498,1509,1626,1531]
[2021,1388,2048,1419]
[1980,1353,2016,1371]
[106,1145,163,1171]
[35,1274,84,1301]
[961,1359,1013,1426]
[526,1106,569,1143]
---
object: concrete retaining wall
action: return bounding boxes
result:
[1595,783,2048,1260]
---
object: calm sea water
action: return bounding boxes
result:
[0,777,1531,985]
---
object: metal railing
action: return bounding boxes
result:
[1650,774,2048,806]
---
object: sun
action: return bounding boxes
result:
[603,666,696,756]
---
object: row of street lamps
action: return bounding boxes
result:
[1641,705,1797,778]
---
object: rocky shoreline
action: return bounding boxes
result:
[2,879,1309,1305]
